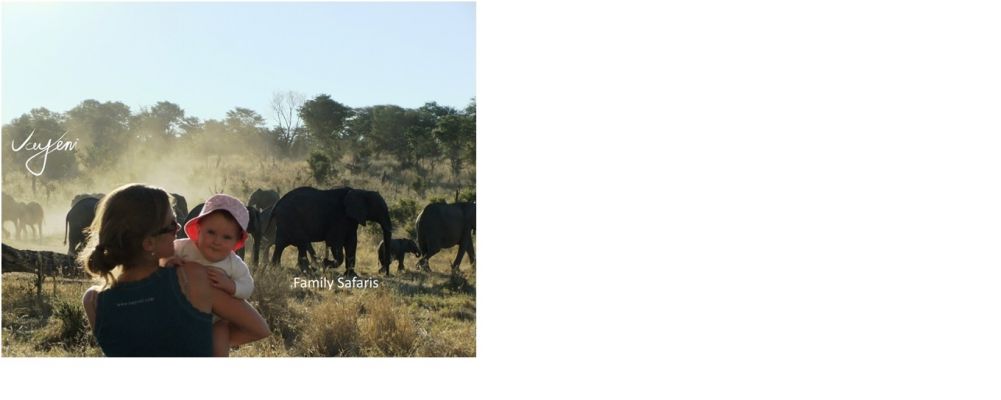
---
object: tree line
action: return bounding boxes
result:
[1,94,476,187]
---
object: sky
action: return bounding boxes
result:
[0,2,475,127]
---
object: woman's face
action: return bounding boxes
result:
[152,211,178,258]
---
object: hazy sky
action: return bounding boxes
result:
[1,2,475,126]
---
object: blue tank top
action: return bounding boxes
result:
[94,267,213,357]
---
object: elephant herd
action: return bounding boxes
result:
[57,187,476,276]
[3,193,44,241]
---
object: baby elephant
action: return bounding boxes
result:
[378,238,420,275]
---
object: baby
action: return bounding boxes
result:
[166,193,255,356]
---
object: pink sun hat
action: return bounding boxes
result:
[183,194,250,250]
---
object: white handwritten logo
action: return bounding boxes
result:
[10,129,79,176]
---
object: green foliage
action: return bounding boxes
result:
[225,107,266,135]
[411,177,428,197]
[3,108,79,181]
[428,196,448,204]
[367,105,416,164]
[459,189,476,203]
[433,113,475,180]
[307,151,335,185]
[390,199,420,237]
[65,99,131,171]
[300,94,352,151]
[34,300,88,350]
[131,101,187,141]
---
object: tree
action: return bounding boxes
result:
[462,98,476,166]
[410,102,457,174]
[131,101,187,143]
[65,99,131,171]
[225,107,266,135]
[342,106,372,148]
[299,94,352,151]
[433,112,475,184]
[270,91,305,156]
[3,108,78,191]
[367,105,417,166]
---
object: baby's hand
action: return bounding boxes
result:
[206,267,236,296]
[160,255,183,268]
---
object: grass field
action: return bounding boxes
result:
[1,155,476,357]
[2,237,476,357]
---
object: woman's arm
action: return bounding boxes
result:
[176,261,269,345]
[210,287,270,343]
[81,287,99,331]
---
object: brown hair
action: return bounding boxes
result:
[77,183,171,285]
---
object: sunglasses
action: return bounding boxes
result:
[154,219,180,236]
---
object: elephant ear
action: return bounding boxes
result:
[247,207,259,233]
[345,190,368,225]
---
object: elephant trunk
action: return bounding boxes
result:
[380,220,392,261]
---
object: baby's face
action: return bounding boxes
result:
[194,212,241,263]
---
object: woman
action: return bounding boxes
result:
[80,183,269,356]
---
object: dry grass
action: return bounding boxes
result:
[1,273,101,356]
[2,152,475,357]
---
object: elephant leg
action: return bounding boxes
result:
[418,247,438,272]
[397,251,406,272]
[378,249,390,275]
[451,245,466,274]
[464,234,476,268]
[298,245,314,274]
[271,242,288,269]
[322,245,338,269]
[305,244,320,268]
[328,244,345,271]
[344,230,358,277]
[252,238,261,266]
[262,239,274,269]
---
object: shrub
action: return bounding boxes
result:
[300,299,361,356]
[459,188,475,203]
[33,301,88,350]
[249,266,308,347]
[307,151,334,184]
[390,198,419,238]
[360,293,418,356]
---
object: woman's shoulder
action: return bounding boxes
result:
[173,264,212,313]
[82,285,102,330]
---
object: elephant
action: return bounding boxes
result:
[3,193,21,239]
[378,238,419,275]
[416,202,476,274]
[177,203,204,239]
[246,205,281,266]
[71,193,104,208]
[18,202,44,240]
[268,186,392,276]
[248,189,280,212]
[170,193,189,234]
[255,204,323,268]
[65,196,100,256]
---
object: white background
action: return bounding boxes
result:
[4,0,1001,398]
